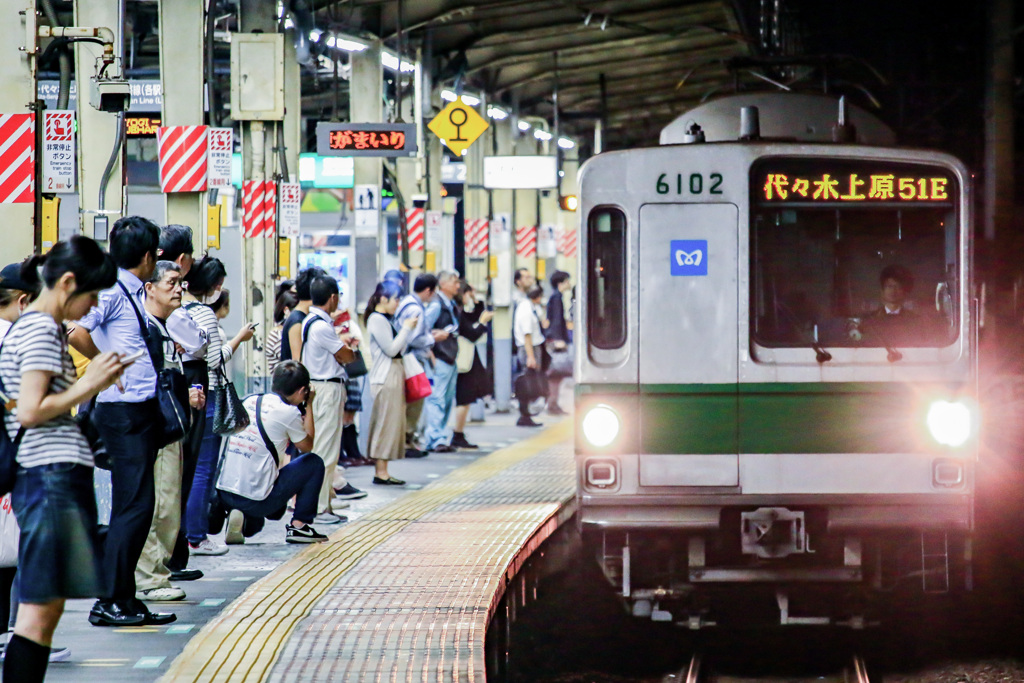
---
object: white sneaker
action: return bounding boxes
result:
[189,538,228,556]
[313,512,346,524]
[225,510,245,545]
[136,586,186,601]
[330,498,351,511]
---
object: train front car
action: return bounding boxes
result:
[575,130,975,628]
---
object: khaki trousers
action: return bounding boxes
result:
[135,441,182,592]
[311,380,346,512]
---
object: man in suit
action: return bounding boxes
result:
[860,265,924,346]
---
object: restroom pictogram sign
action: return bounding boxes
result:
[428,98,488,156]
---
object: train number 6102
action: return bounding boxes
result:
[656,172,724,196]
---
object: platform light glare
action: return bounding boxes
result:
[441,90,458,102]
[381,50,415,72]
[557,137,575,149]
[533,129,553,141]
[583,405,620,448]
[518,120,532,131]
[487,106,509,120]
[926,400,972,447]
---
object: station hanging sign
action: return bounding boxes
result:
[428,98,488,156]
[316,122,417,157]
[754,161,955,204]
[483,156,557,190]
[42,111,75,194]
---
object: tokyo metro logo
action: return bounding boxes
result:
[670,240,708,276]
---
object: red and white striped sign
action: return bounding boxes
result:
[465,218,489,257]
[559,227,577,257]
[516,225,537,258]
[0,114,35,204]
[404,207,425,252]
[242,180,277,238]
[157,125,208,193]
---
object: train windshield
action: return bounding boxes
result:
[750,159,960,349]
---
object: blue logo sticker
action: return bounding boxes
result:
[670,240,708,276]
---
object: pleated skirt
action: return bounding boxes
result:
[368,357,407,461]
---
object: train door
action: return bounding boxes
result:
[637,203,740,486]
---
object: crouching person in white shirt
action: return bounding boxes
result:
[214,361,328,544]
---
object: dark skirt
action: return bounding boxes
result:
[13,463,102,603]
[344,376,363,413]
[456,354,490,406]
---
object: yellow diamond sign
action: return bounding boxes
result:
[428,97,489,156]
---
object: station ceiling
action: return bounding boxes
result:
[308,0,756,150]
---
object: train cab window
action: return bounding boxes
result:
[587,208,627,349]
[750,159,960,349]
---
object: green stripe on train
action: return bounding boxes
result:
[576,382,965,454]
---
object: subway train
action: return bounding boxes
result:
[574,92,977,627]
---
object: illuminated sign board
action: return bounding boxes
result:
[483,156,558,190]
[753,159,956,204]
[298,153,354,188]
[125,115,161,137]
[316,122,417,157]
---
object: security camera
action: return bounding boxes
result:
[90,77,131,113]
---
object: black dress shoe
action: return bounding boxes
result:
[432,444,456,453]
[131,598,177,626]
[450,434,478,449]
[89,600,146,627]
[170,569,204,582]
[405,448,428,458]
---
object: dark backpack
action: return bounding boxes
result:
[0,320,27,494]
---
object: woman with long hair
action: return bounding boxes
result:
[180,257,255,556]
[0,238,124,682]
[363,281,417,485]
[451,281,494,449]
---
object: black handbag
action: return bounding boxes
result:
[117,282,192,450]
[75,398,110,469]
[211,365,250,435]
[343,353,368,379]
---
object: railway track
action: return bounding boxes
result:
[669,653,874,683]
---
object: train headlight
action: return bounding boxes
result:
[582,404,620,448]
[926,400,973,447]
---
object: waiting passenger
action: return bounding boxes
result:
[1,239,123,681]
[364,281,418,484]
[214,361,328,544]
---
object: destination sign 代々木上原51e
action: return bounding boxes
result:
[753,159,956,204]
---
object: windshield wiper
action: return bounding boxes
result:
[810,324,831,363]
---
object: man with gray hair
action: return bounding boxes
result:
[422,270,461,452]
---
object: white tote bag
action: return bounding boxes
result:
[0,494,19,568]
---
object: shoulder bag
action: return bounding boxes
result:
[0,320,25,492]
[117,282,191,449]
[403,353,432,403]
[301,316,357,369]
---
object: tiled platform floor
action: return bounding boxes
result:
[158,420,574,682]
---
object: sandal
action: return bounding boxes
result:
[372,476,406,486]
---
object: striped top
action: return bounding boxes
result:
[265,325,283,375]
[182,301,232,387]
[0,312,93,468]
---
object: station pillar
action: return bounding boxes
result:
[350,40,384,301]
[238,0,280,390]
[75,1,126,239]
[158,0,206,251]
[0,1,37,258]
[490,117,515,412]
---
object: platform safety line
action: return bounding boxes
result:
[159,420,572,683]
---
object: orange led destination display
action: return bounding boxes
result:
[125,115,161,137]
[761,172,950,202]
[316,122,417,157]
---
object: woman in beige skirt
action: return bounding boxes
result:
[364,281,417,485]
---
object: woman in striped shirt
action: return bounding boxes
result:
[267,290,297,377]
[0,238,123,682]
[180,257,255,555]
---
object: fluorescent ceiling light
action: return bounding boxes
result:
[487,106,508,120]
[441,90,458,102]
[557,137,575,149]
[533,129,553,141]
[309,29,323,42]
[441,90,480,106]
[381,50,416,72]
[324,34,368,52]
[460,94,481,106]
[518,120,531,131]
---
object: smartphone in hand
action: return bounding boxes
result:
[119,349,146,366]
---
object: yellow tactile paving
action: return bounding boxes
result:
[159,420,573,682]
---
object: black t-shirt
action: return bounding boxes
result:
[280,309,307,363]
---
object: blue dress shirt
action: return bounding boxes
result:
[76,269,158,403]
